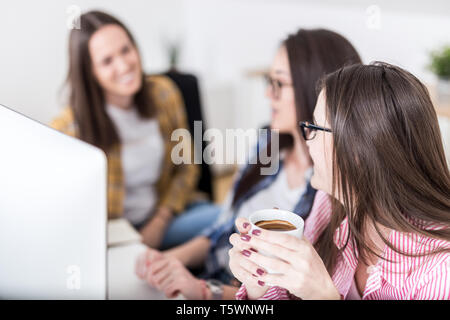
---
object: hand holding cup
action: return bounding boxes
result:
[228,209,340,300]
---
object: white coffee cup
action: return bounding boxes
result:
[248,208,304,275]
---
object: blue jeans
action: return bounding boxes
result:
[160,201,221,250]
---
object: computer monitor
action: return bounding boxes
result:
[0,104,107,299]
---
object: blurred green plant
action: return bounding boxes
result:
[168,43,179,70]
[429,46,450,79]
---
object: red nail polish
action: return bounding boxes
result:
[241,234,251,242]
[252,229,261,236]
[242,249,251,257]
[256,268,265,276]
[243,222,250,229]
[250,248,258,253]
[258,280,265,286]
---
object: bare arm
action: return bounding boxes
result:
[163,235,211,268]
[140,206,174,248]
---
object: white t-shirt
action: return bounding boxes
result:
[106,104,165,226]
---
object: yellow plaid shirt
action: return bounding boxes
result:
[50,75,200,219]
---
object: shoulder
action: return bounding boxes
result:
[145,74,187,131]
[410,233,450,272]
[389,230,450,262]
[49,106,77,136]
[412,250,450,299]
[145,74,182,105]
[383,231,450,295]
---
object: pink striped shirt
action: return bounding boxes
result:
[235,190,450,300]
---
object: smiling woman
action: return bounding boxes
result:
[88,24,143,110]
[63,11,155,151]
[50,11,221,250]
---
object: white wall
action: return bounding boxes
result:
[0,0,183,124]
[177,0,450,131]
[0,0,449,147]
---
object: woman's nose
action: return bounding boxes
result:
[265,84,274,100]
[115,56,131,74]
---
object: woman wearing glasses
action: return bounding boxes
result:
[229,62,450,300]
[135,29,362,299]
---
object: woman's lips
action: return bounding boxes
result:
[117,71,136,85]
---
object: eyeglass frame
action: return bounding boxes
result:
[299,121,332,141]
[263,73,293,100]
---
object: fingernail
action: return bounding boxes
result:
[256,268,265,276]
[252,229,261,236]
[241,234,251,242]
[241,249,251,257]
[243,222,250,229]
[258,280,265,286]
[250,248,258,253]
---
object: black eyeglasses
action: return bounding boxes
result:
[263,74,292,100]
[299,121,332,140]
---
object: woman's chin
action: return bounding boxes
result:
[311,175,335,199]
[116,82,141,97]
[270,123,289,134]
[310,174,323,191]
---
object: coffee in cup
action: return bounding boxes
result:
[254,219,297,231]
[248,209,304,276]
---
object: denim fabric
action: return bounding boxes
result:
[160,201,222,250]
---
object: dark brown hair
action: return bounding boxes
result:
[315,62,450,275]
[66,10,155,152]
[232,29,362,206]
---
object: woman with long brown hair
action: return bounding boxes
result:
[229,62,450,300]
[134,29,362,300]
[50,10,220,249]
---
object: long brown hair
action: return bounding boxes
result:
[315,62,450,275]
[66,10,155,152]
[232,29,362,206]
